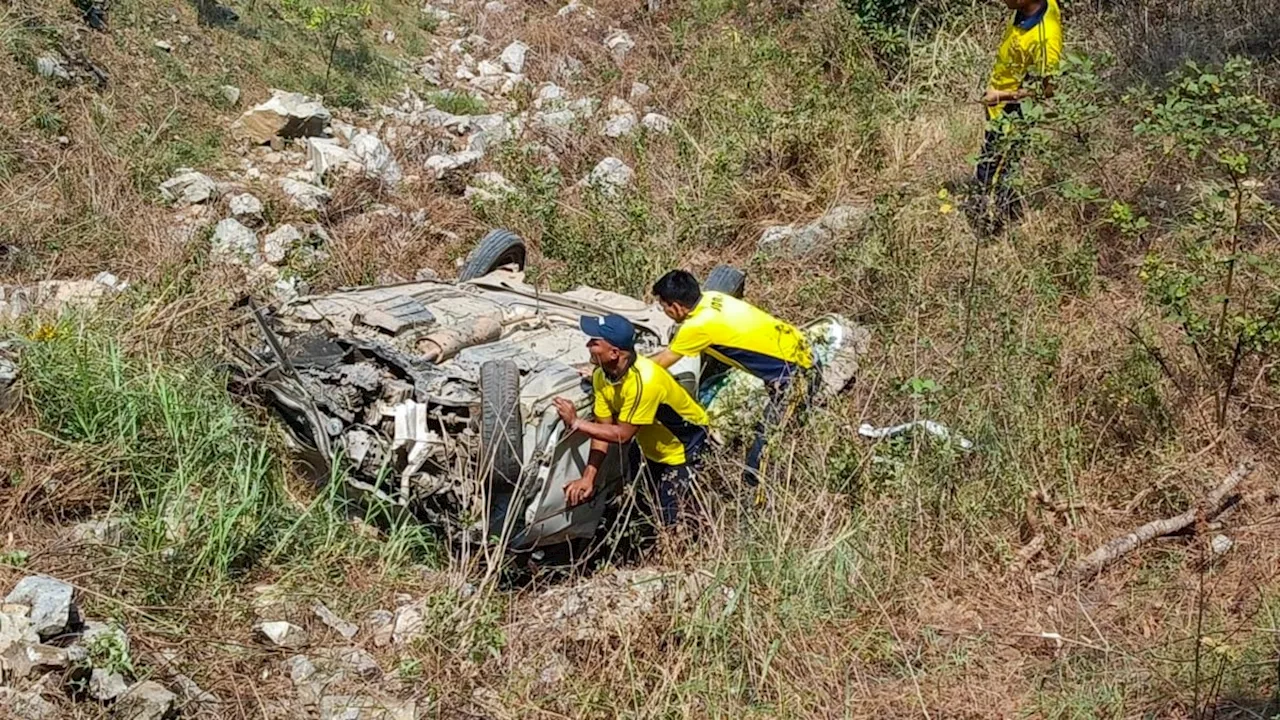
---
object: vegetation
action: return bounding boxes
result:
[1,0,1278,716]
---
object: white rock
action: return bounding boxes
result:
[629,82,651,104]
[219,85,241,106]
[35,55,70,81]
[331,119,358,143]
[484,1,507,12]
[351,133,403,187]
[258,620,309,650]
[535,109,577,132]
[158,170,218,205]
[365,610,394,648]
[391,604,424,645]
[279,178,332,212]
[2,689,57,720]
[584,157,633,194]
[557,0,595,17]
[569,97,599,118]
[553,55,584,82]
[0,607,38,658]
[421,5,455,23]
[4,576,74,640]
[604,29,635,63]
[229,193,264,222]
[210,218,262,266]
[154,40,173,52]
[500,41,529,73]
[313,603,359,640]
[381,29,396,44]
[89,668,129,701]
[92,271,128,291]
[69,518,128,545]
[232,90,333,145]
[336,646,381,679]
[756,204,870,257]
[284,654,318,685]
[425,151,483,181]
[1211,534,1234,556]
[465,172,517,202]
[534,83,566,109]
[477,59,504,77]
[307,138,357,179]
[641,112,673,133]
[273,276,305,305]
[603,114,637,138]
[115,681,176,720]
[262,225,303,265]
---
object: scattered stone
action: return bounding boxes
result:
[2,688,57,720]
[421,4,454,23]
[335,646,380,679]
[364,610,394,648]
[114,681,175,720]
[629,82,651,105]
[604,29,635,64]
[154,40,173,52]
[351,133,403,187]
[534,109,577,134]
[273,276,305,305]
[308,138,357,179]
[557,0,595,17]
[93,271,128,291]
[0,276,124,321]
[485,0,507,12]
[584,157,633,195]
[465,171,517,202]
[233,90,333,145]
[279,177,332,212]
[284,654,318,685]
[466,114,521,153]
[5,576,74,640]
[210,218,262,266]
[602,98,638,138]
[425,150,483,181]
[391,603,424,646]
[89,668,129,701]
[220,85,241,106]
[500,41,529,73]
[1211,534,1234,556]
[534,83,566,109]
[414,267,439,282]
[172,673,221,705]
[258,620,309,650]
[262,225,303,265]
[381,29,396,44]
[0,603,38,656]
[312,603,358,640]
[641,112,673,133]
[35,55,70,81]
[569,96,599,119]
[553,55,584,82]
[756,203,871,257]
[320,695,416,720]
[158,170,218,206]
[69,518,129,545]
[229,193,264,223]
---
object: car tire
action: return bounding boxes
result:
[480,359,524,489]
[459,229,527,281]
[704,264,746,298]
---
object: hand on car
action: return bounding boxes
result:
[981,89,1004,106]
[564,475,595,506]
[552,397,578,428]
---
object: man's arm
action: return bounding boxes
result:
[566,435,610,507]
[649,348,683,369]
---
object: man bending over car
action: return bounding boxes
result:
[649,269,818,487]
[553,313,710,529]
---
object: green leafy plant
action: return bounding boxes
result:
[281,0,372,96]
[1133,58,1280,423]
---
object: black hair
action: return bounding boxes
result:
[652,270,702,308]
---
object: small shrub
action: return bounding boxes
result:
[426,90,487,116]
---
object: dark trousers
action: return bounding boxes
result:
[973,104,1026,218]
[743,362,821,486]
[627,446,697,528]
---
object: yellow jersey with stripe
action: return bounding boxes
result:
[988,0,1063,120]
[668,291,812,383]
[591,355,709,466]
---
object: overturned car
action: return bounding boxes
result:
[229,230,867,554]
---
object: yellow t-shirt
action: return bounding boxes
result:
[591,355,709,466]
[988,0,1063,120]
[668,291,812,383]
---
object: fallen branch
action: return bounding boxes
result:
[1069,460,1255,582]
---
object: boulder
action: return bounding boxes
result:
[279,178,332,212]
[604,30,635,64]
[114,681,175,720]
[500,41,529,73]
[258,620,309,650]
[312,603,358,640]
[262,224,304,264]
[210,218,262,267]
[641,112,673,134]
[233,90,332,145]
[756,204,871,257]
[158,170,218,206]
[89,668,129,701]
[350,134,402,187]
[4,576,74,640]
[229,193,264,223]
[584,157,633,195]
[308,138,358,180]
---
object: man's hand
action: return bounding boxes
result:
[981,88,1005,106]
[564,475,595,507]
[552,397,579,428]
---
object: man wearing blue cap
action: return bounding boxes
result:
[552,313,710,528]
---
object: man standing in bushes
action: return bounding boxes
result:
[649,270,818,488]
[553,314,709,531]
[972,0,1063,227]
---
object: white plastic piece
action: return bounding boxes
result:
[857,420,974,450]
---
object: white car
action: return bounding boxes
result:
[230,230,866,556]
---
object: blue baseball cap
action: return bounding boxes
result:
[580,314,636,352]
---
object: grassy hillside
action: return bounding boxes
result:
[2,0,1280,716]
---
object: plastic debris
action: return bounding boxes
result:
[857,420,974,450]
